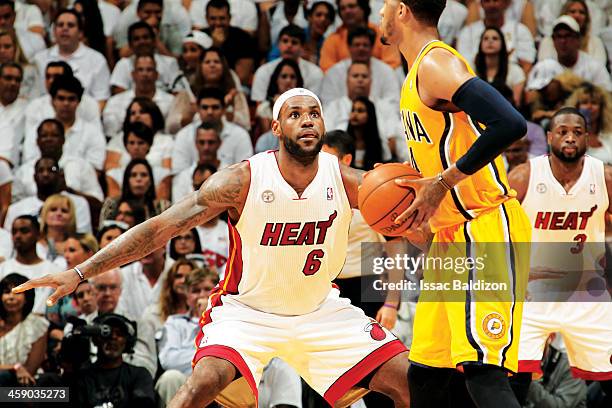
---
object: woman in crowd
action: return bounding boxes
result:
[198,48,249,127]
[346,96,387,170]
[73,0,108,63]
[101,159,171,225]
[105,97,173,172]
[254,59,304,152]
[0,30,38,99]
[38,194,77,267]
[302,0,336,65]
[566,83,612,163]
[0,273,48,386]
[474,26,525,107]
[537,0,607,66]
[102,198,146,230]
[46,234,98,328]
[168,228,202,262]
[106,122,171,200]
[174,31,210,92]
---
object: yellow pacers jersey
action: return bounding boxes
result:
[400,40,514,232]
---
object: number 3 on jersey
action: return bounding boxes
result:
[303,249,325,275]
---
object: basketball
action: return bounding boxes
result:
[358,163,422,236]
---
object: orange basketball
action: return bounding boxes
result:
[358,163,422,236]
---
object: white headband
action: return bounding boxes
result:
[272,88,323,121]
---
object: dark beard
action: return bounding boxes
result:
[551,146,585,163]
[282,135,323,166]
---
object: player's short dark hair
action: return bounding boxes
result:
[123,121,154,147]
[128,21,155,44]
[278,24,305,44]
[137,0,163,11]
[0,61,22,77]
[46,61,73,77]
[54,8,84,31]
[49,74,84,100]
[197,87,225,107]
[347,26,376,47]
[324,130,356,159]
[0,0,15,11]
[14,214,40,233]
[402,0,446,26]
[206,0,230,15]
[550,107,587,130]
[37,118,65,139]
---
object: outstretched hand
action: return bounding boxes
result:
[12,269,80,306]
[394,176,448,231]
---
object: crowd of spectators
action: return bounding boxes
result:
[0,0,610,407]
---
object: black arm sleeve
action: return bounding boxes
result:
[451,77,527,175]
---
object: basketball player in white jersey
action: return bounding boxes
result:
[14,88,411,408]
[507,107,612,403]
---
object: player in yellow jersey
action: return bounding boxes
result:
[379,1,530,407]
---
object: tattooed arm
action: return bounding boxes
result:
[13,163,251,305]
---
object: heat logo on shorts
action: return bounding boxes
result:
[482,313,505,340]
[364,319,386,341]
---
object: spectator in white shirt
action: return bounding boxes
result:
[33,9,111,110]
[110,21,179,94]
[188,0,258,35]
[105,96,173,172]
[0,61,26,166]
[103,53,174,138]
[437,0,468,46]
[320,26,401,105]
[114,0,191,57]
[172,125,222,203]
[251,24,323,103]
[457,0,536,73]
[156,266,218,404]
[4,157,92,237]
[13,119,103,202]
[0,215,59,314]
[172,87,253,175]
[529,16,612,92]
[24,61,102,150]
[537,0,607,67]
[105,122,171,200]
[23,75,106,172]
[0,0,45,62]
[0,30,40,100]
[118,245,168,321]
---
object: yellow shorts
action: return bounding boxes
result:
[409,199,531,373]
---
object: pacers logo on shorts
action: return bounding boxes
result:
[482,313,505,339]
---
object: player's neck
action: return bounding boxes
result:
[275,150,319,197]
[549,155,585,190]
[399,27,439,70]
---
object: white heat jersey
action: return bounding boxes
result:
[522,155,609,298]
[221,151,351,315]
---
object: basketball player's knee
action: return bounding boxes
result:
[187,358,235,399]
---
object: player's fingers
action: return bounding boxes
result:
[46,286,69,307]
[373,162,384,169]
[394,177,421,188]
[376,309,383,323]
[12,274,56,293]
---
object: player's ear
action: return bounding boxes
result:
[271,120,282,138]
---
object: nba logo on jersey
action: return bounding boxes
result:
[327,187,333,200]
[590,184,596,194]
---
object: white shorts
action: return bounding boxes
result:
[518,301,612,380]
[193,289,407,406]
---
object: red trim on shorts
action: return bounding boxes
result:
[518,360,543,374]
[570,367,612,381]
[331,283,339,290]
[323,339,407,406]
[192,345,258,400]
